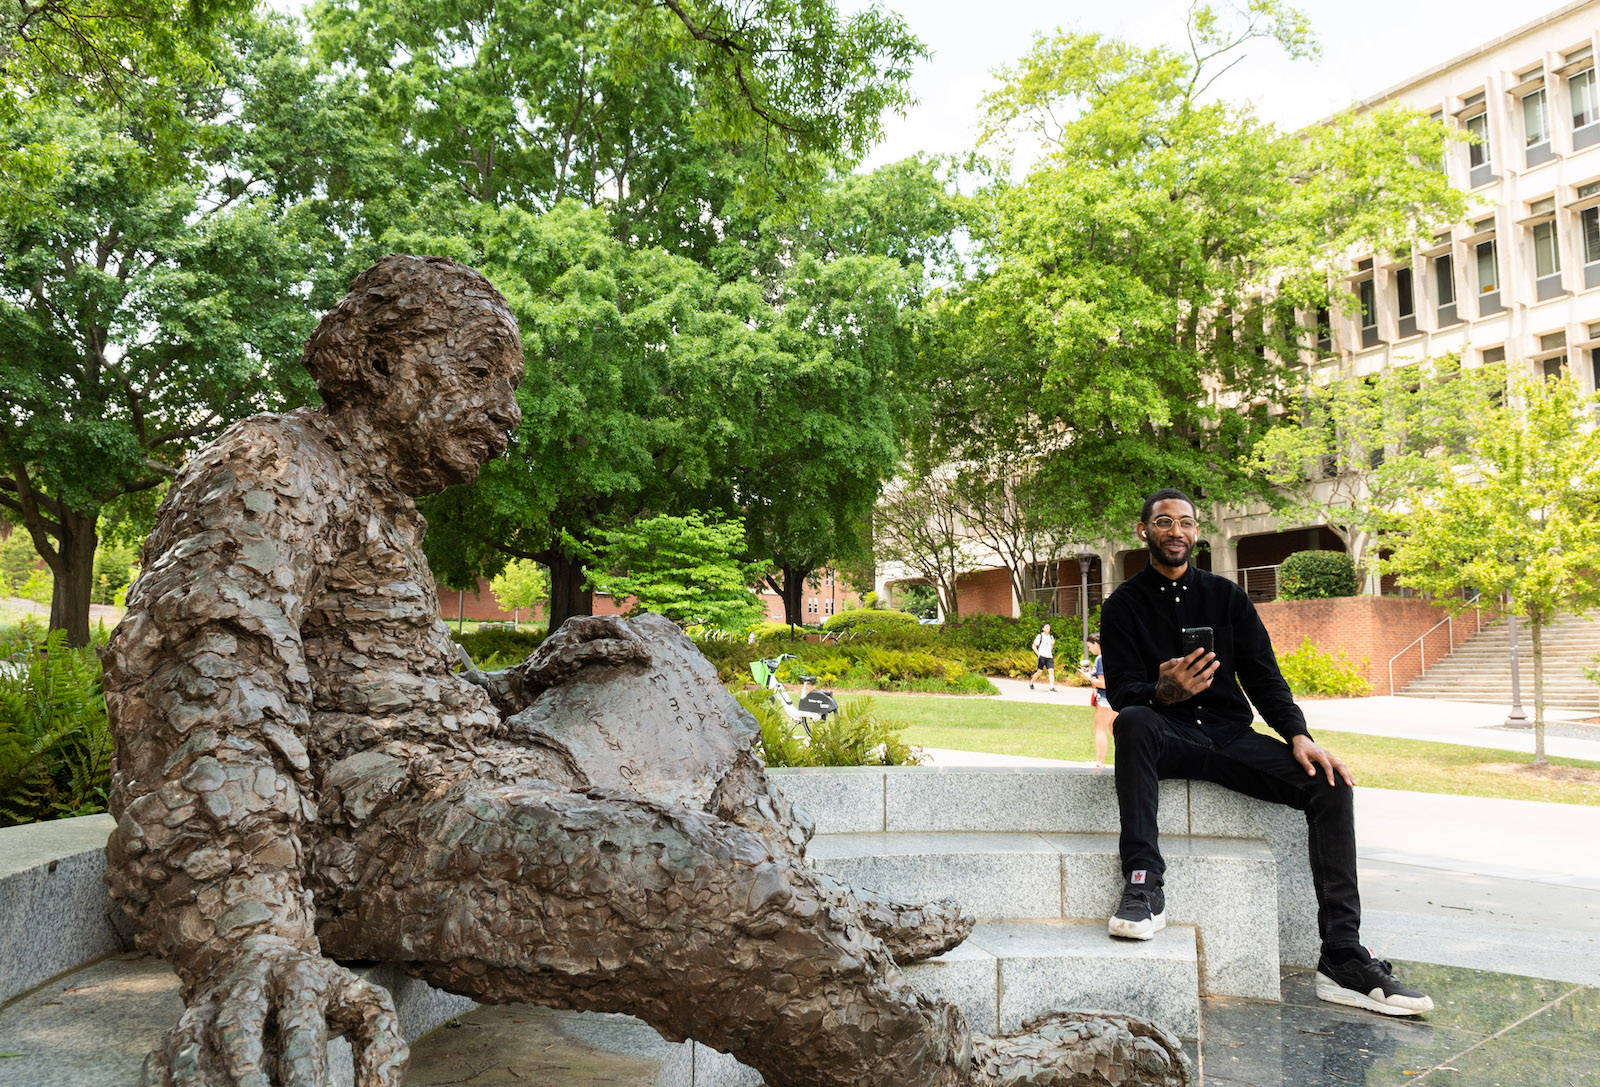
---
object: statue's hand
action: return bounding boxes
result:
[145,935,406,1087]
[521,615,652,690]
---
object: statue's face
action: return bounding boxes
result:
[379,328,525,494]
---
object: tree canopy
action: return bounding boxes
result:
[1381,375,1600,762]
[0,18,360,643]
[916,3,1465,548]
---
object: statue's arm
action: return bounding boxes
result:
[103,441,404,1085]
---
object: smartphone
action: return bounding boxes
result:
[1180,626,1214,657]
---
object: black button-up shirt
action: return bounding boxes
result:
[1100,564,1309,745]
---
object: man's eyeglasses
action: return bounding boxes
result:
[1149,516,1199,531]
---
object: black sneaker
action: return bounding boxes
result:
[1316,948,1434,1016]
[1107,873,1165,940]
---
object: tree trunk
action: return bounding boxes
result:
[1531,617,1547,766]
[543,550,593,632]
[37,505,98,647]
[765,561,811,634]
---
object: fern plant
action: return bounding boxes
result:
[0,627,113,827]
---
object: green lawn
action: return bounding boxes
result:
[866,693,1600,807]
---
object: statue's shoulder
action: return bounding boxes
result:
[178,409,348,495]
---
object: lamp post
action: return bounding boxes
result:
[1077,552,1095,667]
[1505,609,1529,728]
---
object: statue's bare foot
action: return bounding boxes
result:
[856,889,976,964]
[972,1011,1191,1087]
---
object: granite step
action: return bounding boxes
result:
[910,919,1201,1037]
[807,829,1279,999]
[772,767,1319,971]
[656,920,1201,1087]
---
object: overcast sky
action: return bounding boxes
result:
[859,0,1569,170]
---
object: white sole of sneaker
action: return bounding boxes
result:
[1315,973,1434,1016]
[1107,911,1166,940]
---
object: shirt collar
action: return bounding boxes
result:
[1136,562,1200,592]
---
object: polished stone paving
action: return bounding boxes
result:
[1200,962,1598,1086]
[406,960,1600,1086]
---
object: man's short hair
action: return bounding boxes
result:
[1140,488,1196,524]
[1085,631,1100,644]
[302,254,520,409]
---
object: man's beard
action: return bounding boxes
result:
[1146,534,1193,569]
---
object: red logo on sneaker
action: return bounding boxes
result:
[1131,870,1146,884]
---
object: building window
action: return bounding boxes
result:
[1542,354,1567,381]
[1466,112,1493,187]
[1314,305,1332,354]
[807,597,818,615]
[1523,88,1553,165]
[1476,238,1502,314]
[1533,220,1562,299]
[1572,68,1600,148]
[1592,348,1600,393]
[824,598,834,615]
[1395,266,1416,337]
[1357,278,1378,347]
[1434,253,1458,326]
[1482,345,1506,366]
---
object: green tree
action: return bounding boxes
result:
[588,512,766,632]
[1,0,260,217]
[729,158,956,628]
[0,17,378,644]
[307,0,932,632]
[1247,357,1505,587]
[1381,375,1600,764]
[490,559,549,625]
[874,466,978,620]
[922,4,1465,544]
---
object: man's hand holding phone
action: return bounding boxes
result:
[1154,646,1220,704]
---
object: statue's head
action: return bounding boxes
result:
[302,255,525,494]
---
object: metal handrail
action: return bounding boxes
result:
[1386,593,1482,695]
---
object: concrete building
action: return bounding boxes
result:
[881,0,1600,623]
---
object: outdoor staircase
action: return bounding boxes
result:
[1400,609,1600,711]
[657,766,1316,1087]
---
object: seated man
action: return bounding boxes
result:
[1099,488,1432,1017]
[103,255,1190,1087]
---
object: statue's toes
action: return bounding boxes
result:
[971,1010,1192,1087]
[859,893,975,963]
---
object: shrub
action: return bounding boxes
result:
[1277,551,1359,600]
[735,690,924,768]
[895,583,940,620]
[942,607,1084,665]
[1276,637,1371,697]
[454,627,547,669]
[822,608,922,635]
[0,627,112,826]
[92,542,138,606]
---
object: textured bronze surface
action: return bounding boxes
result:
[103,254,1191,1087]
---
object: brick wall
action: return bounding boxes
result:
[1255,595,1497,695]
[955,567,1015,617]
[437,575,853,627]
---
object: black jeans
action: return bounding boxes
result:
[1112,705,1362,951]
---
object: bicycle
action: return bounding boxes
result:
[749,653,838,737]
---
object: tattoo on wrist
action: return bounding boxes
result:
[1154,675,1183,704]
